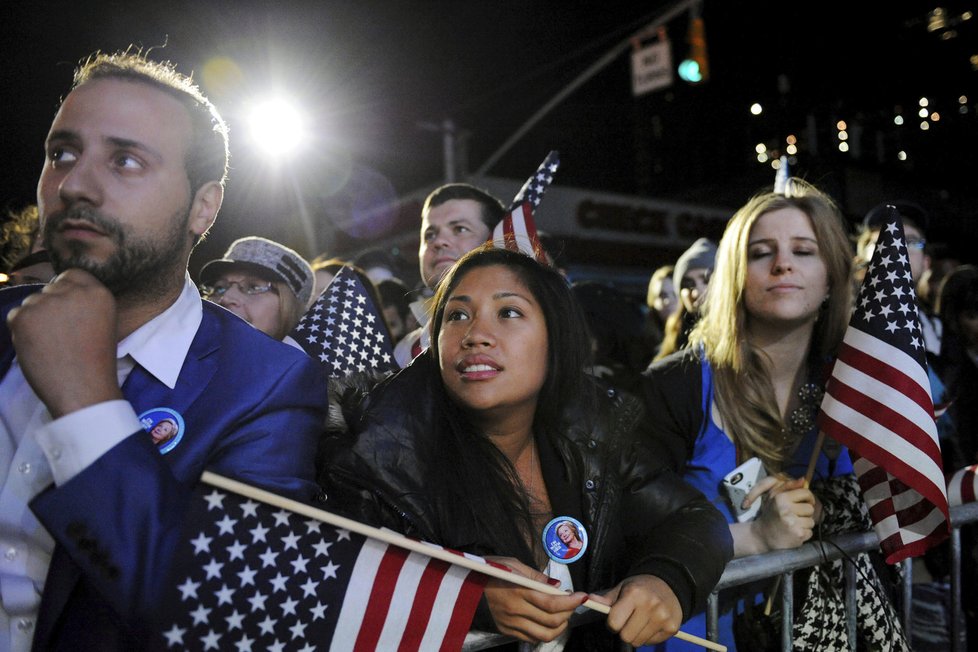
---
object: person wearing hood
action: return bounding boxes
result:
[653,237,717,362]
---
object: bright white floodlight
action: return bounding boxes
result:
[249,98,306,158]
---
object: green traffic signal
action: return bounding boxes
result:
[678,59,703,83]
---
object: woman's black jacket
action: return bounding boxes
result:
[317,354,732,639]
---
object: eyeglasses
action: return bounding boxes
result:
[199,280,277,299]
[906,237,926,250]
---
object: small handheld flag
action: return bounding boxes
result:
[489,150,558,265]
[290,266,397,379]
[817,207,949,563]
[156,473,488,651]
[156,473,726,651]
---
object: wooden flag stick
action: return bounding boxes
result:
[803,430,826,488]
[200,472,726,652]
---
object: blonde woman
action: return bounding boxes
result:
[200,236,313,343]
[643,180,907,651]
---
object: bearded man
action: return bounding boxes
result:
[0,51,327,650]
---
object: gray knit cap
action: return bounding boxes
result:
[200,237,314,305]
[672,237,718,290]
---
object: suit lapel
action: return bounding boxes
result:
[120,309,220,419]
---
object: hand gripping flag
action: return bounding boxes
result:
[489,150,558,265]
[290,266,397,379]
[817,207,949,563]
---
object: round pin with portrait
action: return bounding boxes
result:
[542,516,588,564]
[138,407,185,454]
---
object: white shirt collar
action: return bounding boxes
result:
[116,275,203,389]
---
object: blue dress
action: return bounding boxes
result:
[646,357,853,652]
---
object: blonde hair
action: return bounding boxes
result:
[272,281,305,341]
[646,265,674,311]
[689,179,853,471]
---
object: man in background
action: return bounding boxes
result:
[393,183,504,366]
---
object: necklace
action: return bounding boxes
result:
[784,381,823,438]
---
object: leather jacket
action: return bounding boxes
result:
[317,354,732,641]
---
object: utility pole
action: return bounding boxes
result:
[418,118,470,183]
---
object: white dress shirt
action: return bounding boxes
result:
[919,309,943,359]
[392,297,431,368]
[0,276,201,651]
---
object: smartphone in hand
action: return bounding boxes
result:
[722,457,767,522]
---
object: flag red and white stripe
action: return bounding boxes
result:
[817,210,949,564]
[331,540,486,651]
[493,202,548,264]
[489,150,558,265]
[948,464,978,507]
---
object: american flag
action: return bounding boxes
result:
[290,266,397,379]
[490,150,558,265]
[817,208,949,563]
[157,475,488,651]
[949,464,978,507]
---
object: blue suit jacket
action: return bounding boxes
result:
[0,285,327,650]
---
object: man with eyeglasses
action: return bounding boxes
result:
[0,51,327,650]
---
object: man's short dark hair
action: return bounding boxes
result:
[70,49,230,195]
[422,184,505,231]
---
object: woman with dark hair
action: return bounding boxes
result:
[319,245,731,649]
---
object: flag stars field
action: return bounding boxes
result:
[159,487,381,650]
[290,266,398,379]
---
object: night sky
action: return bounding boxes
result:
[4,1,976,275]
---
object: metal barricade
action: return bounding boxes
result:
[462,502,978,651]
[705,501,978,651]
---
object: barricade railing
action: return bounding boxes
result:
[462,502,978,651]
[705,501,978,652]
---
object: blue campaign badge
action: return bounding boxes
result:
[138,407,185,455]
[542,516,588,564]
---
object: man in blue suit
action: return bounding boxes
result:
[0,51,327,650]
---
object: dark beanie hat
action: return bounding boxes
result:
[673,238,718,290]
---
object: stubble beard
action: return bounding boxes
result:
[43,204,191,300]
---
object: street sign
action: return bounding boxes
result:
[631,40,673,96]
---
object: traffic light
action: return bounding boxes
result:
[678,15,709,84]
